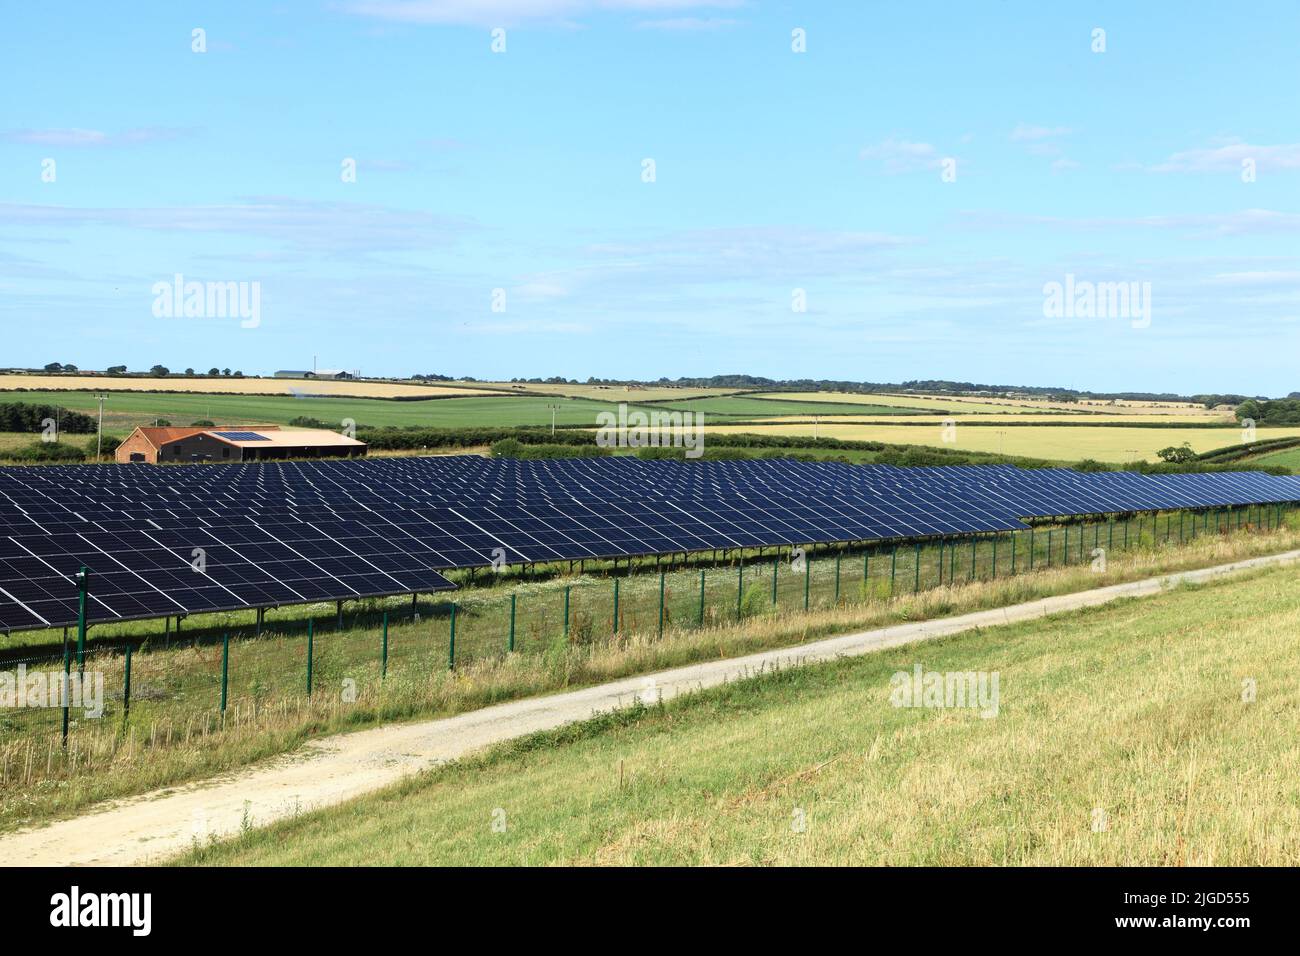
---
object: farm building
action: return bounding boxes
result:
[273,369,354,380]
[116,426,366,463]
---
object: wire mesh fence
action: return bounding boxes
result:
[0,503,1291,793]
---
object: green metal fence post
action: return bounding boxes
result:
[737,563,743,620]
[804,555,811,610]
[835,552,841,604]
[659,571,666,637]
[1010,531,1016,574]
[913,542,920,593]
[890,544,897,596]
[864,549,869,582]
[61,640,70,747]
[509,593,516,652]
[448,602,456,670]
[306,619,314,697]
[992,535,998,578]
[969,538,976,581]
[937,538,944,585]
[563,586,570,639]
[76,566,88,678]
[613,579,620,635]
[771,556,778,605]
[381,611,389,678]
[698,568,706,625]
[122,644,133,724]
[1047,529,1053,568]
[220,631,229,714]
[1029,528,1035,570]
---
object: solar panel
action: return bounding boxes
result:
[2,456,1298,633]
[211,431,271,441]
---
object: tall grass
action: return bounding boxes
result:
[2,510,1298,832]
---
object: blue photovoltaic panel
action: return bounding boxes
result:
[211,431,272,441]
[1,456,1299,632]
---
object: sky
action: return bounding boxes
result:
[1,1,1298,394]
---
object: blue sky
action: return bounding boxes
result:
[2,1,1298,394]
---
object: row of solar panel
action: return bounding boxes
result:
[2,458,1299,633]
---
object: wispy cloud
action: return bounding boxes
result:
[959,208,1300,238]
[2,127,189,148]
[1147,140,1300,173]
[341,0,742,28]
[0,197,475,257]
[636,16,736,30]
[1009,123,1071,142]
[858,138,949,174]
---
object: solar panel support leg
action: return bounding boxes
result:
[337,601,343,630]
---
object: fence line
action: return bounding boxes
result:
[0,504,1292,789]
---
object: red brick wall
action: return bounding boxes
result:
[114,430,159,464]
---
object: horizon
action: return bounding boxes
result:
[3,2,1298,393]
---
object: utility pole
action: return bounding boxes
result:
[94,394,108,461]
[547,403,561,435]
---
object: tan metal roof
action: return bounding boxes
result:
[131,426,206,450]
[208,429,366,448]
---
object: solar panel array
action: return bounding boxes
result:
[2,457,1299,633]
[209,431,271,442]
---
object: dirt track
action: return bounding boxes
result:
[5,548,1298,866]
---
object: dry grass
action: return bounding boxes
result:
[754,391,1225,418]
[695,422,1293,462]
[0,374,502,399]
[5,518,1298,834]
[476,382,746,402]
[179,558,1300,866]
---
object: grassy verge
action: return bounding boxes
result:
[3,516,1299,834]
[179,564,1300,866]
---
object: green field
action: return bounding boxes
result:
[651,396,924,418]
[1,389,923,434]
[0,390,662,434]
[1243,447,1300,473]
[179,564,1300,866]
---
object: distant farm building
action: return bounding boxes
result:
[116,426,366,464]
[273,369,354,380]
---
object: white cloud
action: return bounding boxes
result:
[0,198,474,256]
[636,16,736,30]
[858,138,947,174]
[2,127,187,148]
[960,208,1300,238]
[342,0,742,27]
[1148,140,1300,173]
[1009,123,1071,142]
